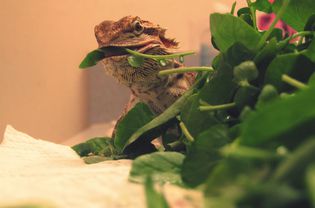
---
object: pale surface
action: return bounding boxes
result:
[0,126,202,208]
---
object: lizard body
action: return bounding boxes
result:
[94,16,195,134]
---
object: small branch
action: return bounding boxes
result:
[281,74,307,89]
[199,102,236,112]
[159,67,214,76]
[256,0,291,50]
[126,49,195,60]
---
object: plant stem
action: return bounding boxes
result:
[272,139,315,182]
[281,74,307,89]
[278,31,314,48]
[256,0,291,50]
[230,1,237,15]
[199,102,236,112]
[221,144,280,160]
[246,0,257,29]
[158,67,214,76]
[167,140,185,150]
[177,118,194,143]
[126,49,195,60]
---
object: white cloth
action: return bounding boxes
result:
[0,125,202,208]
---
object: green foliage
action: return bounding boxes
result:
[252,0,272,13]
[234,61,258,83]
[114,103,155,152]
[306,164,315,207]
[210,13,261,52]
[241,86,315,147]
[180,94,219,138]
[129,152,184,185]
[127,55,144,67]
[181,125,230,187]
[75,0,315,206]
[79,49,105,68]
[72,137,114,157]
[145,177,169,208]
[273,0,315,31]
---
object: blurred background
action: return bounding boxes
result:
[0,0,246,144]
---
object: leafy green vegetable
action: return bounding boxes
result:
[122,73,208,151]
[210,13,261,52]
[255,84,279,109]
[233,85,258,109]
[82,155,111,164]
[180,94,219,138]
[252,0,272,13]
[72,137,114,157]
[306,164,315,207]
[273,0,315,31]
[233,61,258,84]
[304,39,315,63]
[241,85,315,146]
[264,52,315,91]
[145,176,169,208]
[181,125,230,187]
[129,152,184,185]
[114,103,155,152]
[75,1,315,207]
[272,138,315,185]
[127,56,145,68]
[79,49,105,68]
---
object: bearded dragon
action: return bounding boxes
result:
[94,16,195,135]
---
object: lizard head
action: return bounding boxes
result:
[94,16,180,93]
[94,16,178,52]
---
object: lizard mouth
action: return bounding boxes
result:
[99,41,161,59]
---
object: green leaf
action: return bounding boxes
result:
[114,103,155,152]
[254,38,278,65]
[252,0,272,13]
[200,43,252,106]
[79,49,105,68]
[72,137,114,157]
[233,85,259,110]
[240,85,315,146]
[264,52,315,91]
[306,164,315,207]
[122,73,208,151]
[210,13,261,52]
[145,176,170,208]
[181,125,230,187]
[127,55,145,68]
[272,138,315,186]
[304,14,315,32]
[181,94,219,138]
[239,14,254,27]
[236,7,254,27]
[304,39,315,63]
[238,183,302,208]
[82,156,111,164]
[273,0,315,31]
[129,152,185,185]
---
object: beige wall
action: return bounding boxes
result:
[0,0,245,142]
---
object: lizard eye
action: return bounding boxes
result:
[132,21,144,35]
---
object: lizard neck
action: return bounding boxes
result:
[130,73,193,114]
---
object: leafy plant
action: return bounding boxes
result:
[75,0,315,206]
